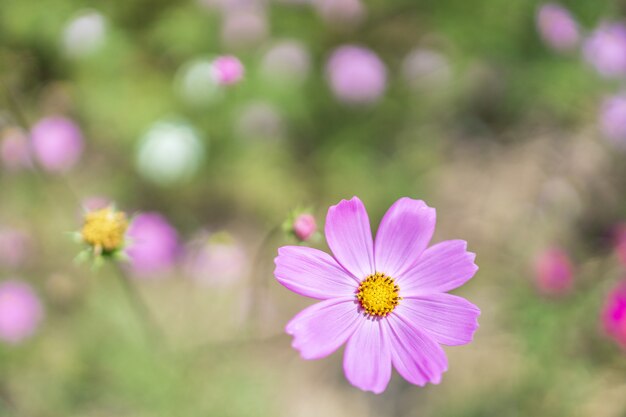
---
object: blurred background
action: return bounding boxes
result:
[2,0,626,415]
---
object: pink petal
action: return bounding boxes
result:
[343,317,392,394]
[386,314,448,386]
[325,197,375,280]
[395,294,480,346]
[275,246,358,299]
[397,240,478,295]
[286,298,360,360]
[374,198,436,278]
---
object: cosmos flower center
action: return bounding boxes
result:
[356,272,401,317]
[81,208,128,252]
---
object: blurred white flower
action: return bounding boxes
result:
[175,58,224,106]
[136,120,206,186]
[61,10,107,58]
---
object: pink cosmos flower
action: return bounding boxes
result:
[533,247,574,296]
[0,280,43,344]
[583,22,626,78]
[274,197,479,393]
[293,213,317,242]
[601,280,626,349]
[326,45,387,105]
[211,56,245,85]
[536,4,579,52]
[126,213,179,277]
[30,116,84,173]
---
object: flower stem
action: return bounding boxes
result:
[111,262,167,350]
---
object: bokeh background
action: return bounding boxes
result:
[2,0,626,415]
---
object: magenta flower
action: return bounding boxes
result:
[602,280,626,349]
[536,4,579,52]
[211,55,244,85]
[326,45,387,105]
[533,247,574,296]
[584,22,626,78]
[274,197,479,393]
[600,94,626,148]
[30,116,84,173]
[126,213,179,277]
[0,280,43,344]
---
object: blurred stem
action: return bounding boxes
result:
[249,224,281,334]
[111,262,167,350]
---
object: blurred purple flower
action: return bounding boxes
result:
[313,0,366,27]
[184,232,247,287]
[126,213,179,277]
[0,228,32,269]
[275,197,479,393]
[326,45,387,104]
[211,55,244,85]
[30,116,84,173]
[293,213,317,242]
[533,247,574,296]
[536,3,579,52]
[599,94,626,148]
[584,22,626,78]
[235,102,285,141]
[0,280,43,344]
[260,40,311,83]
[221,10,268,49]
[402,48,452,91]
[602,280,626,349]
[1,128,32,172]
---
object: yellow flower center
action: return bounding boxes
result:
[356,272,401,317]
[81,208,128,253]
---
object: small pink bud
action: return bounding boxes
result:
[293,214,316,242]
[533,247,574,296]
[211,56,244,85]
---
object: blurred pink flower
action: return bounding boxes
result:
[326,45,387,104]
[313,0,366,27]
[0,280,43,344]
[275,197,479,393]
[221,10,268,49]
[584,22,626,78]
[0,228,32,269]
[126,213,179,277]
[293,213,317,241]
[602,280,626,349]
[211,55,244,85]
[599,94,626,148]
[536,3,579,52]
[261,40,311,83]
[30,116,84,173]
[1,128,32,172]
[184,232,247,286]
[533,247,574,295]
